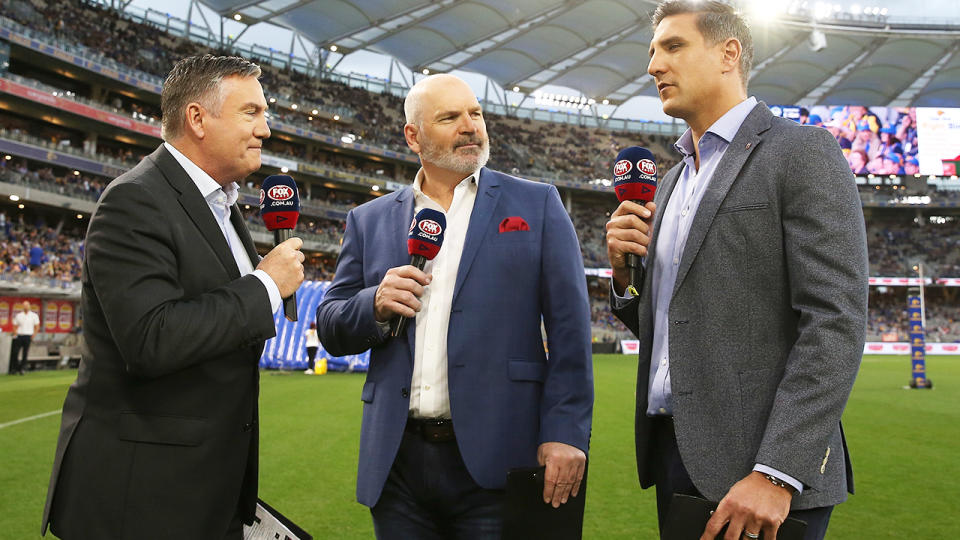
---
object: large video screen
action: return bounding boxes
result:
[780,105,960,176]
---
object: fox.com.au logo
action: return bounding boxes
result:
[613,159,632,177]
[418,219,442,236]
[267,185,295,201]
[638,159,657,176]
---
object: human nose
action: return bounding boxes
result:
[647,51,663,79]
[256,115,271,139]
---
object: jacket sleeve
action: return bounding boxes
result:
[315,209,389,356]
[754,127,869,490]
[86,182,276,378]
[538,186,595,454]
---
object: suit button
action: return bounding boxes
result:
[401,387,409,398]
[242,423,253,432]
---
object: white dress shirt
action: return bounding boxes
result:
[408,168,480,419]
[164,142,281,314]
[13,310,40,336]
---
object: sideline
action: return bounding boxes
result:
[0,410,61,430]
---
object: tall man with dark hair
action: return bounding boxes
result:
[42,55,305,539]
[317,73,593,538]
[606,2,868,539]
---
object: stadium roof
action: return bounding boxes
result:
[198,0,960,108]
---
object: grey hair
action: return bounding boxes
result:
[651,0,754,90]
[161,54,261,140]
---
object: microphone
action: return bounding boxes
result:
[612,147,658,296]
[260,174,300,322]
[391,208,446,338]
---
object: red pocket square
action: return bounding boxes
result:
[499,216,530,233]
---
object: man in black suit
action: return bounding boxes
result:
[42,55,305,539]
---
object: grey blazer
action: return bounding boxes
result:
[613,103,868,510]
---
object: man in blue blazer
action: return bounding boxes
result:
[317,74,593,538]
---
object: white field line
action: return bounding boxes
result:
[0,410,60,430]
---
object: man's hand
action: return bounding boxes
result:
[538,442,586,508]
[374,266,432,322]
[701,471,793,540]
[605,201,656,295]
[256,237,305,298]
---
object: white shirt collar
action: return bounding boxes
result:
[163,142,239,205]
[411,167,481,201]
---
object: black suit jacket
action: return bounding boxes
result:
[42,145,277,538]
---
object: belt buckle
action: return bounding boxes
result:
[420,419,454,443]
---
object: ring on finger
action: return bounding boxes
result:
[743,532,760,539]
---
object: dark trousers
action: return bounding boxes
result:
[650,417,833,540]
[306,346,318,370]
[371,427,505,540]
[10,334,31,373]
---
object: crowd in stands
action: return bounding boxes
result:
[867,290,960,342]
[4,0,960,340]
[0,157,109,202]
[1,0,681,187]
[0,210,84,282]
[867,217,960,277]
[806,105,920,176]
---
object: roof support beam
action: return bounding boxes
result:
[798,37,887,106]
[318,1,438,48]
[507,21,642,91]
[416,3,567,70]
[891,42,960,106]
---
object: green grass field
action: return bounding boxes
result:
[1,354,956,539]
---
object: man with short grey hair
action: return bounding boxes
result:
[606,2,867,539]
[318,73,593,538]
[42,54,305,539]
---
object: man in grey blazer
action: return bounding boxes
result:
[42,55,304,539]
[606,2,868,539]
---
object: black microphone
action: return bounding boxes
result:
[392,208,446,338]
[260,174,301,322]
[612,147,659,295]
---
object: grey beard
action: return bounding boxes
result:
[421,141,489,175]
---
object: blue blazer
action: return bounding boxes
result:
[317,167,594,507]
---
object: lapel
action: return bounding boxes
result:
[390,187,417,361]
[149,144,241,280]
[230,204,260,266]
[453,167,501,303]
[672,103,772,298]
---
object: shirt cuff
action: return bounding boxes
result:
[753,464,804,494]
[252,269,283,314]
[610,281,635,307]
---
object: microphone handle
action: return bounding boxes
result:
[391,254,428,338]
[626,253,643,295]
[273,229,298,322]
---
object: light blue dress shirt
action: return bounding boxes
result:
[615,97,803,493]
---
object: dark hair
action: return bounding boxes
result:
[161,54,261,140]
[651,1,754,90]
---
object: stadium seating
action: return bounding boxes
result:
[0,0,958,343]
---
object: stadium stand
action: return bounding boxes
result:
[1,0,958,345]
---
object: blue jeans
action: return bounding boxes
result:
[371,429,505,540]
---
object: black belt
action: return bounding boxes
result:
[405,417,455,443]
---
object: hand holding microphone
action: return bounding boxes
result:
[605,147,658,296]
[258,174,304,321]
[372,208,446,338]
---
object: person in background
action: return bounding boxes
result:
[10,301,40,375]
[304,322,320,374]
